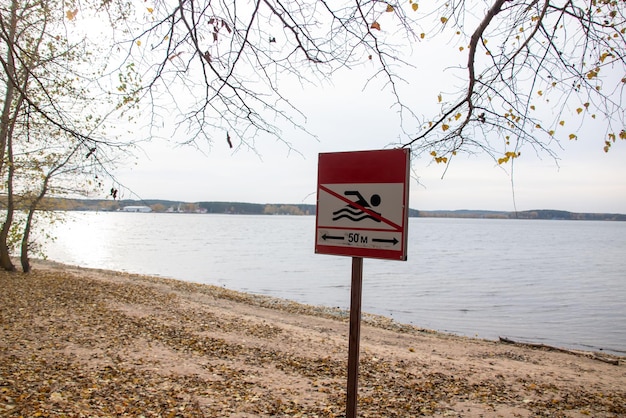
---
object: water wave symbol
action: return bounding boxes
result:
[332,207,381,222]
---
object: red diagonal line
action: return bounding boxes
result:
[319,184,402,231]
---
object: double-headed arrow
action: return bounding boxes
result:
[322,234,399,246]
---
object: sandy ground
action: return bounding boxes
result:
[1,261,624,417]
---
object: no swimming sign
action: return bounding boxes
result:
[315,148,410,261]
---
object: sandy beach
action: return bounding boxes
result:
[1,261,624,417]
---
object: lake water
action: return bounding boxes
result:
[41,212,626,355]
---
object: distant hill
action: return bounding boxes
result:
[38,198,626,221]
[42,198,316,216]
[416,209,626,221]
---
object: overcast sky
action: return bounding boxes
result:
[114,143,626,214]
[111,12,626,214]
[113,84,626,214]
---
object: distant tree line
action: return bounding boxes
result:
[263,205,313,216]
[21,198,317,215]
[416,210,626,221]
[7,198,624,221]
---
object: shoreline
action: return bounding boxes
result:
[36,260,625,357]
[1,261,624,416]
[37,259,625,357]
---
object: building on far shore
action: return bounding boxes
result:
[121,205,152,213]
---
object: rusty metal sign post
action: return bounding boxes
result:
[315,149,410,417]
[346,256,363,417]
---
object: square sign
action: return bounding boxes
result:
[315,148,410,261]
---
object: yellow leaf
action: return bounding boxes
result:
[454,113,462,120]
[569,133,577,140]
[386,4,394,12]
[420,33,425,39]
[66,9,78,20]
[371,21,381,31]
[548,130,555,136]
[430,151,437,156]
[559,120,565,126]
[442,124,449,131]
[412,3,418,11]
[620,130,626,139]
[437,94,442,103]
[459,46,464,51]
[440,17,448,24]
[576,108,583,114]
[147,7,154,13]
[136,40,142,46]
[537,90,543,96]
[530,105,535,110]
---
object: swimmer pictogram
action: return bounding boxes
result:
[332,191,382,222]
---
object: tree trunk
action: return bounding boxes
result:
[0,0,19,171]
[0,0,20,272]
[21,176,50,273]
[20,208,35,273]
[0,126,17,272]
[0,218,16,271]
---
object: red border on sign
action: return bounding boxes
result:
[315,243,407,260]
[317,149,409,184]
[315,148,410,261]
